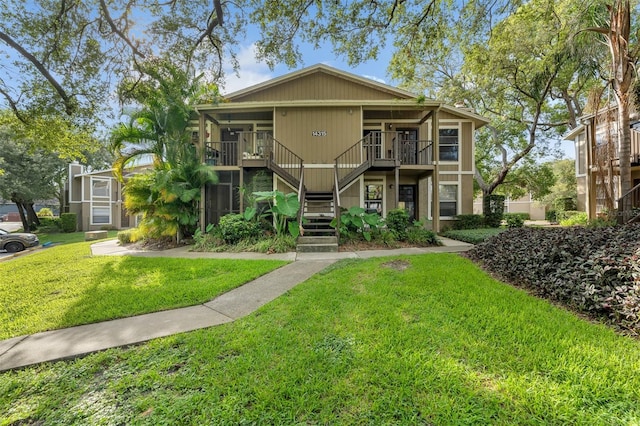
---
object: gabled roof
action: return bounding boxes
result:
[224,63,419,101]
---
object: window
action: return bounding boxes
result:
[439,128,459,161]
[92,206,110,224]
[364,183,383,213]
[439,184,458,217]
[91,178,110,198]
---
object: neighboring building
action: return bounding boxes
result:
[473,194,546,220]
[194,65,489,232]
[65,163,141,231]
[564,108,640,220]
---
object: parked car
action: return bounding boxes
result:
[0,228,39,253]
[1,212,21,222]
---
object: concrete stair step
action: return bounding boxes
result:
[296,242,339,253]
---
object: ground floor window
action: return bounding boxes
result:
[91,206,111,224]
[364,181,383,214]
[439,184,458,217]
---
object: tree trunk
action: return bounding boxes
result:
[26,202,40,228]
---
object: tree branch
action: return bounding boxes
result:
[99,0,146,58]
[0,30,75,115]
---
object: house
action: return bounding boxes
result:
[194,65,489,233]
[64,162,143,231]
[564,108,640,221]
[473,194,546,220]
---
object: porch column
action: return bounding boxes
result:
[394,167,400,209]
[432,108,440,232]
[199,111,207,231]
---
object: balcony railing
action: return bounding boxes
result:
[593,140,640,167]
[204,141,238,166]
[335,131,433,189]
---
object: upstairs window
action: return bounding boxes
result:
[439,128,459,162]
[91,178,110,198]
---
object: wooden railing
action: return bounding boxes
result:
[205,132,303,189]
[617,182,640,224]
[593,141,640,166]
[335,131,433,189]
[204,141,238,166]
[265,135,303,189]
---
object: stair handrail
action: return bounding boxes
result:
[333,163,341,237]
[263,134,303,188]
[617,181,640,224]
[335,133,374,188]
[297,166,306,229]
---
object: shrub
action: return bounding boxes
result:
[37,217,61,233]
[442,228,506,244]
[331,206,384,241]
[60,213,77,233]
[386,209,410,240]
[218,214,262,244]
[505,215,524,228]
[503,212,530,221]
[452,214,485,230]
[483,194,505,228]
[466,224,640,334]
[117,228,144,244]
[545,209,557,223]
[36,208,54,218]
[558,211,589,226]
[406,227,440,246]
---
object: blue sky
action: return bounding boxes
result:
[221,38,394,95]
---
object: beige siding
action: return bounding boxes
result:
[339,181,361,209]
[275,107,361,164]
[439,174,458,182]
[232,72,407,103]
[577,176,588,212]
[461,122,473,171]
[460,174,474,214]
[439,165,459,173]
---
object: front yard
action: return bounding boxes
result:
[0,239,287,339]
[2,253,640,424]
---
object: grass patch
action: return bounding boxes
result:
[441,227,507,244]
[0,242,287,339]
[2,254,640,424]
[35,230,119,245]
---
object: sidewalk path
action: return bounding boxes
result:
[0,237,472,371]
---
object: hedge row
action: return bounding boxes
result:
[466,224,640,334]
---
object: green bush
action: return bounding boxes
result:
[36,208,54,218]
[505,215,524,228]
[37,217,61,233]
[452,214,485,230]
[60,213,77,233]
[218,214,262,244]
[406,227,440,246]
[545,209,557,223]
[559,212,588,226]
[503,212,530,221]
[466,224,640,334]
[442,228,506,244]
[483,194,505,228]
[556,210,582,223]
[386,208,410,240]
[117,228,145,244]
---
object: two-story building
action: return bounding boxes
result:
[564,107,640,222]
[194,64,488,233]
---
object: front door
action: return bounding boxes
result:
[399,184,417,221]
[398,129,418,164]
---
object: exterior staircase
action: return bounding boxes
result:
[617,182,640,224]
[297,191,338,252]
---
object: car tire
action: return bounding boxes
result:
[5,242,24,253]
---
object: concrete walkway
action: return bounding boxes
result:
[0,238,472,371]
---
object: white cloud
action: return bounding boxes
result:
[221,44,274,94]
[362,74,386,85]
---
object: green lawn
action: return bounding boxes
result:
[2,254,640,424]
[441,227,507,244]
[0,241,287,339]
[35,230,119,245]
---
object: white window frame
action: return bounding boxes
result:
[91,205,111,225]
[439,183,459,218]
[439,126,460,162]
[91,177,111,199]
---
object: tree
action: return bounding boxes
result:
[540,159,578,210]
[587,0,640,218]
[112,59,218,242]
[0,0,235,130]
[0,125,67,231]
